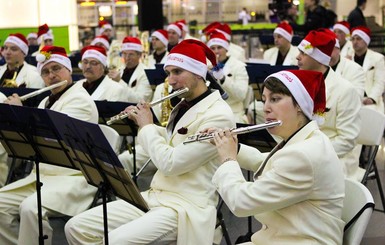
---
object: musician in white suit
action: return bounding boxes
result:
[0,33,44,88]
[297,29,363,181]
[207,32,249,123]
[211,70,345,244]
[333,21,354,59]
[0,46,98,245]
[108,37,153,103]
[76,45,126,101]
[0,92,7,187]
[351,26,385,113]
[65,40,236,245]
[147,29,169,69]
[263,22,299,66]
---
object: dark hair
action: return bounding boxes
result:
[262,76,299,107]
[357,0,366,6]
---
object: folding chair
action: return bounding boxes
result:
[342,178,374,245]
[357,106,385,212]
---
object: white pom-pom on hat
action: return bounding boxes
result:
[36,53,47,63]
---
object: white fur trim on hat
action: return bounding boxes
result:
[207,38,229,50]
[214,29,231,41]
[99,24,113,35]
[298,39,331,66]
[151,31,168,47]
[164,53,207,78]
[82,50,107,67]
[267,71,314,120]
[352,29,370,45]
[27,33,38,39]
[333,24,349,35]
[37,54,72,74]
[167,24,182,37]
[5,36,28,55]
[274,27,293,42]
[91,37,110,49]
[121,42,143,52]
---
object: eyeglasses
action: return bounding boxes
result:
[41,65,64,77]
[82,59,101,67]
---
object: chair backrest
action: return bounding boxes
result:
[99,124,121,155]
[342,178,374,245]
[243,85,254,111]
[357,106,385,146]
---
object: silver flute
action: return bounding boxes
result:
[20,80,68,101]
[106,87,189,125]
[183,120,282,144]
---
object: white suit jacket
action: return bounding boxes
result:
[222,56,249,123]
[362,49,385,113]
[228,42,246,62]
[138,91,235,245]
[0,61,44,88]
[340,40,354,59]
[263,45,299,66]
[147,51,169,69]
[321,68,362,180]
[213,121,345,244]
[76,76,127,102]
[335,56,365,99]
[0,84,99,216]
[119,62,153,103]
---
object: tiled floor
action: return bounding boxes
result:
[51,142,385,245]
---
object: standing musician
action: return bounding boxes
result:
[0,46,98,245]
[65,39,236,245]
[211,70,345,244]
[108,36,153,103]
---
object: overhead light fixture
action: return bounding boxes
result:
[80,1,95,7]
[99,5,112,17]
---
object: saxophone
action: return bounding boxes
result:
[1,62,19,88]
[140,31,150,67]
[160,78,173,127]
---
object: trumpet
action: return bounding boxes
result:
[183,120,282,144]
[19,80,68,101]
[106,87,189,125]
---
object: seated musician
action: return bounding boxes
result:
[211,70,345,244]
[64,40,235,245]
[0,46,98,245]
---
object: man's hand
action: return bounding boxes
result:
[4,93,23,106]
[124,101,154,129]
[108,69,121,82]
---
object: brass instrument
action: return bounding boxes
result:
[140,31,150,67]
[183,120,282,144]
[106,87,189,125]
[159,78,173,127]
[1,63,20,88]
[19,80,68,101]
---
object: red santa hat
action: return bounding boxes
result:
[167,22,183,37]
[37,24,54,44]
[207,32,230,51]
[333,21,350,35]
[274,22,293,42]
[213,23,232,41]
[164,39,217,79]
[4,33,29,55]
[201,22,221,35]
[351,26,371,45]
[36,46,72,73]
[321,28,340,48]
[98,20,113,35]
[91,35,110,50]
[266,70,326,123]
[121,37,143,52]
[176,19,188,32]
[27,32,38,40]
[151,29,169,47]
[298,29,335,66]
[81,45,107,67]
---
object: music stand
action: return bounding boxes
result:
[145,65,167,89]
[0,104,80,245]
[53,116,149,245]
[0,87,50,107]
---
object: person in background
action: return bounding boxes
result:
[0,45,98,245]
[176,19,199,40]
[108,36,152,103]
[90,35,110,51]
[26,33,38,46]
[98,20,114,42]
[37,24,54,48]
[147,29,169,69]
[351,26,385,113]
[76,45,125,101]
[263,22,299,66]
[333,21,354,59]
[211,69,345,244]
[348,0,367,28]
[290,0,328,35]
[238,7,251,25]
[166,22,183,52]
[297,29,363,181]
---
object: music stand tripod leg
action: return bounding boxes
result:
[99,182,109,245]
[34,157,48,245]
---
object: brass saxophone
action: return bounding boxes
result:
[1,63,19,88]
[140,31,150,67]
[160,78,173,127]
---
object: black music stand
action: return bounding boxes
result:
[236,123,278,241]
[0,104,80,245]
[53,116,149,245]
[246,64,298,124]
[145,64,167,88]
[0,87,50,107]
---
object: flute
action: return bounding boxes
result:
[183,120,282,144]
[106,87,189,125]
[20,80,68,101]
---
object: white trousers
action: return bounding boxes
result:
[65,193,178,245]
[0,143,9,187]
[0,182,59,245]
[118,145,157,177]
